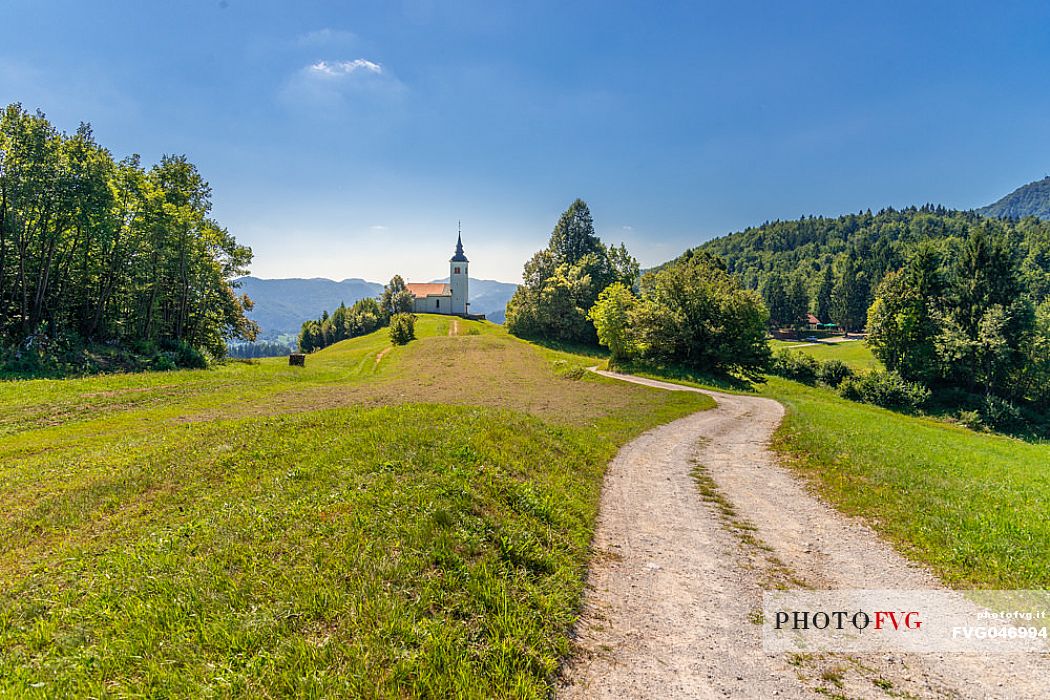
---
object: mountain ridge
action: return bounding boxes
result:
[977,176,1050,220]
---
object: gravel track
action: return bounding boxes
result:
[558,370,1049,700]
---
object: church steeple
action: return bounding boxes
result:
[450,223,469,262]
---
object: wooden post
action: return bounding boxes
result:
[289,353,306,367]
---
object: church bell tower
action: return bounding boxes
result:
[449,224,469,315]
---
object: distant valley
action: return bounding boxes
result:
[237,276,518,339]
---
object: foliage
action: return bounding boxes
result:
[680,205,1050,326]
[298,297,384,353]
[769,349,820,383]
[388,312,416,345]
[815,358,854,387]
[506,199,638,344]
[227,340,296,359]
[868,229,1042,403]
[0,104,256,372]
[837,369,930,411]
[380,274,414,317]
[587,282,637,362]
[628,254,770,377]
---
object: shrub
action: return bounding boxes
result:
[161,340,209,369]
[389,313,416,346]
[838,370,930,410]
[815,359,854,387]
[769,349,819,383]
[981,395,1022,430]
[956,409,984,430]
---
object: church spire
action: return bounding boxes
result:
[451,223,468,262]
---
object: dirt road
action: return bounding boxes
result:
[558,370,1049,699]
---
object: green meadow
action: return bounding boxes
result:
[769,338,880,371]
[0,316,711,698]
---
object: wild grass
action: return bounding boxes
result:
[0,316,709,697]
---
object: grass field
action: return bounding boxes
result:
[615,356,1050,590]
[768,377,1050,589]
[769,338,881,371]
[0,316,712,698]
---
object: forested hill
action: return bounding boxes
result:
[978,176,1050,220]
[673,206,1050,329]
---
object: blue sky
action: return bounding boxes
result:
[4,1,1050,282]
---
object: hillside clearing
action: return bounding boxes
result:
[0,316,711,697]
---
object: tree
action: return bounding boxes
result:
[389,313,416,345]
[630,254,770,376]
[588,282,637,362]
[761,272,790,329]
[814,265,834,323]
[866,245,942,382]
[549,199,603,266]
[830,255,868,332]
[0,104,255,370]
[380,275,414,318]
[506,198,636,344]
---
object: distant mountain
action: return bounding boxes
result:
[977,176,1050,220]
[236,277,384,338]
[236,276,518,338]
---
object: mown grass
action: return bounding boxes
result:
[768,339,880,372]
[604,352,1050,590]
[0,316,710,698]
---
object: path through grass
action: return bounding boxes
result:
[0,317,711,698]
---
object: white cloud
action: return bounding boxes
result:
[308,59,383,77]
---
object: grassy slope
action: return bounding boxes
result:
[0,316,712,698]
[615,340,1050,589]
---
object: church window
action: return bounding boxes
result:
[454,267,461,274]
[436,298,440,308]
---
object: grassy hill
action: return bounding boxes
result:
[978,176,1050,220]
[0,316,710,697]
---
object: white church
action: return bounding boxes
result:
[405,232,471,316]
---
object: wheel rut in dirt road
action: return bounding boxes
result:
[558,370,1050,700]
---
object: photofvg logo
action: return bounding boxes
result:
[762,590,1050,653]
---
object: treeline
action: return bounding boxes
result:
[227,340,296,359]
[691,206,1050,330]
[0,104,256,373]
[297,276,414,352]
[867,231,1050,421]
[507,200,770,376]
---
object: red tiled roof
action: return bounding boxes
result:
[406,283,451,297]
[806,313,820,324]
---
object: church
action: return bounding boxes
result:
[405,232,470,316]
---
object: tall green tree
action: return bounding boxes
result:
[830,255,868,332]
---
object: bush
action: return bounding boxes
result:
[816,359,854,387]
[769,349,820,383]
[981,395,1022,430]
[956,409,984,430]
[161,340,209,369]
[389,313,416,346]
[838,370,930,410]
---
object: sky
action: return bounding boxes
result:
[3,1,1050,283]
